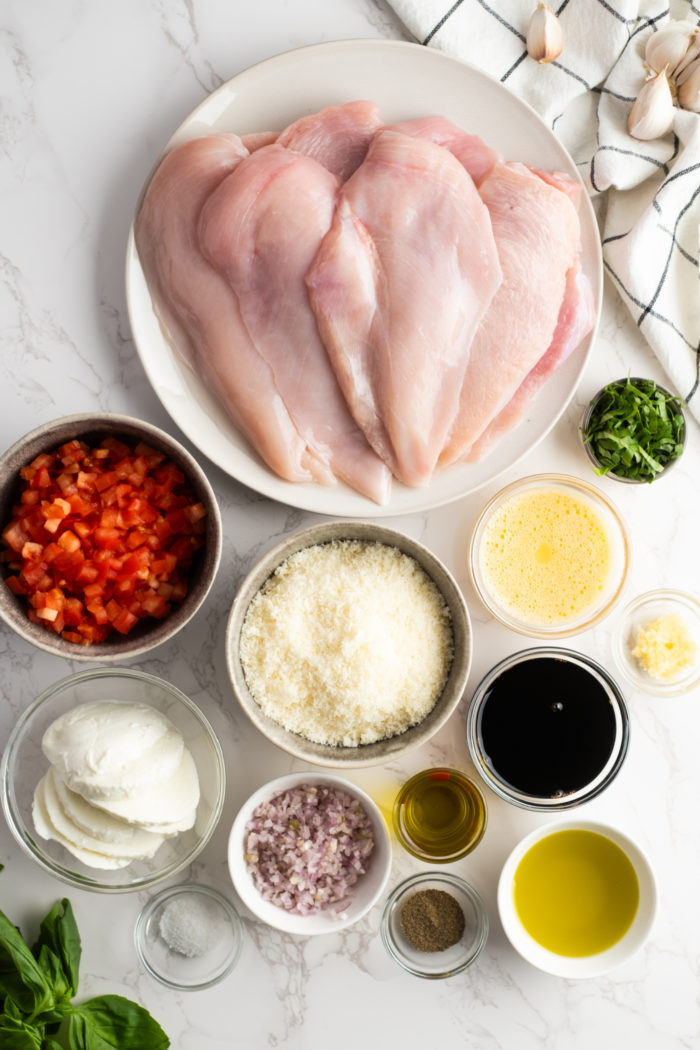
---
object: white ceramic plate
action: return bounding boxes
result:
[125,39,603,517]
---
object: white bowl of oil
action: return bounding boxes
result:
[497,819,657,978]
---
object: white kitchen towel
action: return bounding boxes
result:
[385,0,700,420]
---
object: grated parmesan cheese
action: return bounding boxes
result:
[239,540,454,746]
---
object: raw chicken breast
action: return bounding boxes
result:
[385,116,501,185]
[465,262,596,461]
[134,134,317,485]
[198,143,391,504]
[306,128,502,487]
[440,162,583,465]
[278,100,381,180]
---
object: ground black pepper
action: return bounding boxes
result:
[399,888,466,952]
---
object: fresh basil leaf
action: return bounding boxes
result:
[32,900,81,998]
[0,910,54,1019]
[0,1010,44,1050]
[67,996,169,1050]
[34,945,72,1007]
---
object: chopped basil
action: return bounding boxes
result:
[582,377,685,482]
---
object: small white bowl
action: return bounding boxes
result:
[228,772,392,936]
[613,589,700,697]
[497,819,657,978]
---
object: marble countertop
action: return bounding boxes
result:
[1,2,699,1048]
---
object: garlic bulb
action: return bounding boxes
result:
[627,69,675,140]
[645,21,698,76]
[526,3,563,64]
[678,56,700,112]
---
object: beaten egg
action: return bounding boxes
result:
[470,475,628,635]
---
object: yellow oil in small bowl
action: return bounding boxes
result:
[392,768,487,863]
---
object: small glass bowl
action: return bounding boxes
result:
[0,667,225,892]
[381,872,489,979]
[135,883,243,990]
[468,473,629,638]
[613,589,700,697]
[392,768,487,863]
[581,377,686,484]
[466,647,630,811]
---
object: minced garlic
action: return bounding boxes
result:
[631,613,698,681]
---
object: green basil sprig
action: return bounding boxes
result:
[582,377,685,482]
[0,900,169,1050]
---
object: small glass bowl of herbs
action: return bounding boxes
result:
[581,376,686,483]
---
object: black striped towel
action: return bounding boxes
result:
[385,0,700,418]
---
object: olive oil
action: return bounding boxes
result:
[393,768,487,862]
[513,829,640,956]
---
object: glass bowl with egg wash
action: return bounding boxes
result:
[466,648,630,811]
[497,819,657,978]
[612,588,700,697]
[0,667,225,892]
[468,473,629,638]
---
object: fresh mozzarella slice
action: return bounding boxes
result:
[41,700,184,801]
[33,776,135,870]
[91,748,199,828]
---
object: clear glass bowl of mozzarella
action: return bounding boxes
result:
[0,667,225,892]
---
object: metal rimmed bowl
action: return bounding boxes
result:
[0,413,222,661]
[466,647,630,811]
[381,871,489,979]
[1,667,225,893]
[468,473,629,638]
[225,520,471,768]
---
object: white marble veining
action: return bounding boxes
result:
[1,2,699,1048]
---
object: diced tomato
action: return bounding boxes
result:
[0,435,206,644]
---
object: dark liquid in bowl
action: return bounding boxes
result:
[477,656,617,798]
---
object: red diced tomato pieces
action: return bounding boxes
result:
[0,435,206,644]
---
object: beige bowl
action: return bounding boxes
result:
[0,413,221,661]
[225,521,471,768]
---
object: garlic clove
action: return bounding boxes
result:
[627,69,675,140]
[645,21,698,77]
[678,56,700,112]
[526,2,563,65]
[673,32,700,81]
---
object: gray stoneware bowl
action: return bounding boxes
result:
[225,521,472,768]
[0,413,222,661]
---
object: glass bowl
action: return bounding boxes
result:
[227,772,392,936]
[497,819,657,977]
[226,520,471,768]
[581,377,686,484]
[392,768,487,863]
[381,872,489,979]
[612,589,700,697]
[135,883,243,990]
[0,413,222,661]
[466,647,630,811]
[468,473,629,638]
[0,667,225,892]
